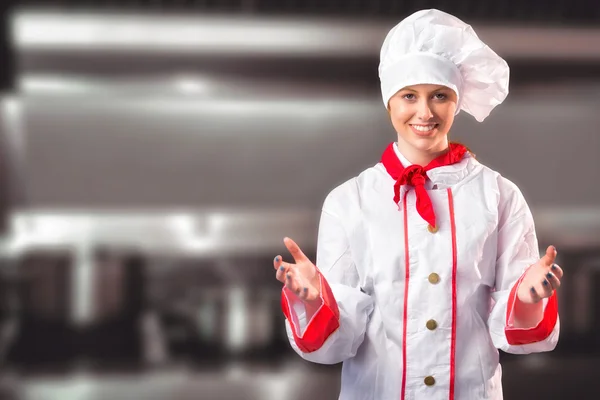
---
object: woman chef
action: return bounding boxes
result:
[272,9,563,400]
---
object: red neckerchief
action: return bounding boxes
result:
[380,142,468,228]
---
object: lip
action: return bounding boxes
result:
[409,123,439,136]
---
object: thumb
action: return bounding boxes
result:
[540,245,557,267]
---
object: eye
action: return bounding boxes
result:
[433,92,447,100]
[402,93,416,100]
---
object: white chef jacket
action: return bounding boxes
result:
[281,144,559,400]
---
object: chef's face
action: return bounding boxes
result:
[388,84,458,155]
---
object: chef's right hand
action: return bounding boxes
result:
[274,237,321,302]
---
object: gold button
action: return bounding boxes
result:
[428,273,440,284]
[424,376,436,386]
[426,319,438,330]
[427,224,438,233]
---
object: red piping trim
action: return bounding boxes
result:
[448,188,458,400]
[401,191,410,400]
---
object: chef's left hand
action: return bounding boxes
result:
[517,245,564,304]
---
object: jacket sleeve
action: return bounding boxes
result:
[281,206,374,365]
[487,177,559,354]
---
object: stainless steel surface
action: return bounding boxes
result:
[0,209,320,256]
[17,361,342,400]
[11,12,600,60]
[0,88,597,211]
[534,207,600,250]
[2,206,600,256]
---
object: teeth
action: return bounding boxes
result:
[412,124,436,132]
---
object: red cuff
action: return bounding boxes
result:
[281,270,340,353]
[505,271,558,345]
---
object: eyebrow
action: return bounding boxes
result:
[400,86,451,94]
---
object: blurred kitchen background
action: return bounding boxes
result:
[0,1,598,399]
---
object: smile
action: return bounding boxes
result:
[410,124,439,134]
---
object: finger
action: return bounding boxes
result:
[545,271,561,290]
[294,274,309,300]
[540,245,557,267]
[297,285,308,300]
[529,285,542,303]
[299,286,320,302]
[284,270,295,290]
[539,278,553,298]
[284,237,308,264]
[276,261,294,283]
[292,276,306,297]
[297,280,320,302]
[285,270,303,295]
[273,255,282,270]
[550,263,563,279]
[297,285,310,301]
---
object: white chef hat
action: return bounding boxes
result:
[378,9,510,122]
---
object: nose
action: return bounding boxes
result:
[417,99,434,120]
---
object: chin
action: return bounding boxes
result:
[406,136,446,152]
[412,142,438,152]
